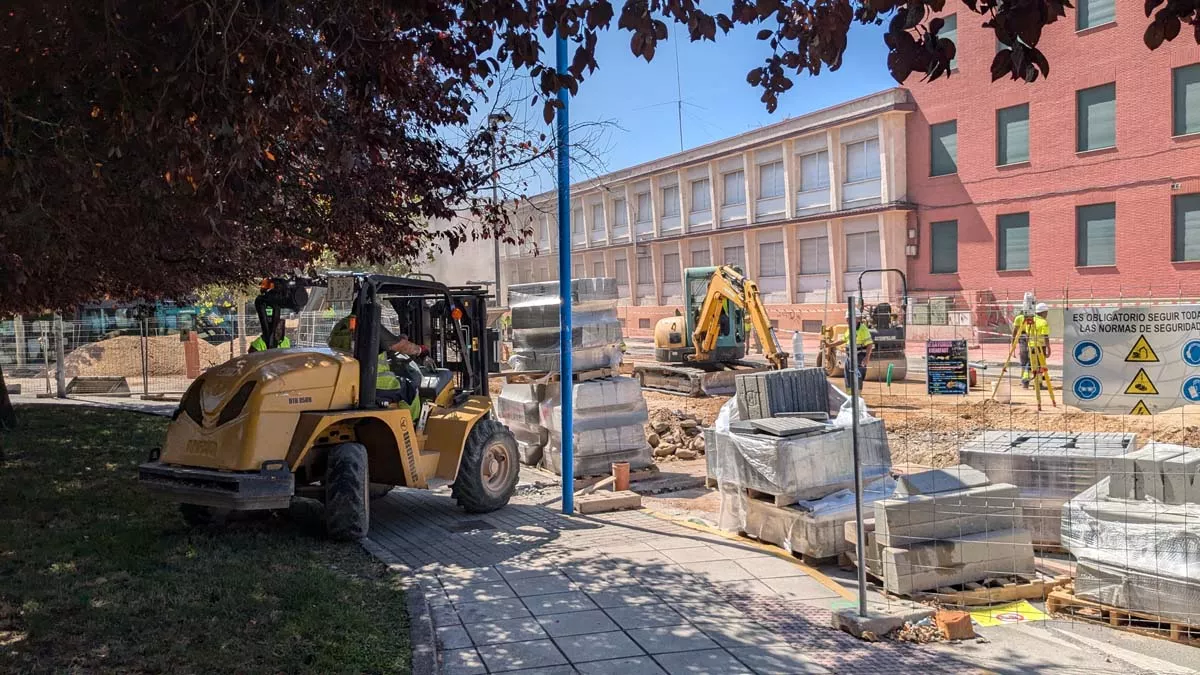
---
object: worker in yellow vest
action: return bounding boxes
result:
[327,316,425,421]
[830,310,874,391]
[248,307,291,352]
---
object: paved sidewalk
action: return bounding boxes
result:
[365,488,1153,675]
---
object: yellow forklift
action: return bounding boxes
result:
[138,273,518,540]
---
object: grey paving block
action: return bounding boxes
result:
[731,555,810,580]
[553,630,646,663]
[691,620,778,648]
[438,566,506,585]
[477,638,570,673]
[666,601,746,620]
[680,560,756,583]
[604,604,686,630]
[524,591,599,616]
[458,598,534,624]
[503,667,578,675]
[576,656,668,674]
[749,417,829,438]
[443,647,487,675]
[496,562,563,581]
[650,583,726,605]
[437,624,474,649]
[537,609,620,637]
[444,581,517,603]
[509,572,580,597]
[465,618,549,645]
[873,483,1023,547]
[727,645,833,674]
[880,528,1035,596]
[652,648,753,674]
[585,586,661,609]
[627,625,719,654]
[661,546,733,564]
[892,464,990,497]
[433,604,462,627]
[759,575,841,600]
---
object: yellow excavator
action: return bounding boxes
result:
[633,265,789,396]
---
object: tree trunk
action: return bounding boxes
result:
[0,362,17,430]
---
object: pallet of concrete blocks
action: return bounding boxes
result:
[494,383,549,465]
[537,376,654,478]
[1062,463,1200,627]
[959,430,1137,549]
[870,465,1035,597]
[506,278,623,372]
[734,367,832,421]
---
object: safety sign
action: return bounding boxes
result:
[1065,304,1200,413]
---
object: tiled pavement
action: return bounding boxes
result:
[366,489,1016,675]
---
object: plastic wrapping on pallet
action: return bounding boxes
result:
[507,278,619,311]
[508,345,621,372]
[1062,477,1200,622]
[510,319,623,350]
[718,476,896,559]
[495,383,542,426]
[542,425,654,477]
[507,278,623,372]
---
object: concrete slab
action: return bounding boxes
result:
[626,625,719,654]
[1159,449,1200,504]
[465,618,550,646]
[575,490,643,514]
[892,465,990,497]
[732,555,811,580]
[508,573,579,597]
[433,605,462,627]
[584,587,661,609]
[661,546,732,564]
[681,560,757,583]
[692,619,779,648]
[443,647,488,675]
[553,630,645,664]
[523,591,599,616]
[535,610,619,638]
[759,575,842,600]
[476,638,569,673]
[575,656,667,674]
[457,598,534,625]
[436,624,473,649]
[880,528,1035,596]
[604,604,686,630]
[443,581,517,604]
[831,600,936,640]
[727,645,833,674]
[873,483,1023,547]
[652,648,754,674]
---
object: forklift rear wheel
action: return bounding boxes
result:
[324,442,369,541]
[452,420,519,514]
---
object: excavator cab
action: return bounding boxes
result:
[138,274,518,540]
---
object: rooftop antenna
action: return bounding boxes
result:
[672,24,684,152]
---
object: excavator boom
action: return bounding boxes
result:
[691,266,789,370]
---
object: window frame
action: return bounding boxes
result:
[635,192,652,224]
[758,241,785,278]
[757,160,785,199]
[844,230,881,272]
[844,138,881,183]
[721,171,746,206]
[590,203,605,232]
[722,245,745,269]
[797,236,830,275]
[798,150,830,192]
[1172,193,1200,263]
[1075,202,1117,267]
[930,220,959,274]
[996,103,1030,166]
[661,184,681,218]
[662,252,682,283]
[1173,63,1200,138]
[929,120,958,177]
[1076,0,1116,31]
[997,212,1031,271]
[689,178,712,213]
[1076,83,1117,153]
[611,198,628,227]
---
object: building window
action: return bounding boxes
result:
[661,185,680,218]
[930,220,958,274]
[691,248,711,268]
[930,120,958,176]
[997,212,1031,271]
[1077,0,1114,30]
[1173,64,1200,137]
[758,241,785,277]
[590,204,604,232]
[592,260,606,277]
[758,161,785,199]
[1077,83,1116,152]
[798,236,829,275]
[845,231,881,271]
[571,208,582,234]
[690,179,711,212]
[614,259,629,286]
[942,14,958,70]
[722,170,746,205]
[723,245,745,269]
[1076,203,1116,267]
[844,138,881,182]
[662,252,681,283]
[996,104,1030,166]
[638,318,651,329]
[799,151,829,192]
[612,198,628,227]
[1173,193,1200,262]
[635,192,652,223]
[636,255,653,283]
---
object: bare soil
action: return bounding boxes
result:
[63,335,229,378]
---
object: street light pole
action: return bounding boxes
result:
[488,112,511,308]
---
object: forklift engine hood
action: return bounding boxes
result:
[159,348,359,471]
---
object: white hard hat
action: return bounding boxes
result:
[1035,302,1049,313]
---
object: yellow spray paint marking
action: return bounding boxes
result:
[1125,335,1159,363]
[1124,368,1158,395]
[970,600,1046,627]
[1130,400,1152,415]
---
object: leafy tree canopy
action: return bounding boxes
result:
[2,0,1195,314]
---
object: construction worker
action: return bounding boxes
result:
[830,310,874,391]
[327,316,428,420]
[1030,302,1052,368]
[1011,306,1031,388]
[248,308,291,352]
[1011,301,1051,388]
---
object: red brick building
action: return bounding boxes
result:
[906,1,1200,309]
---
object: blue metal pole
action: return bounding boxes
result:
[556,32,574,514]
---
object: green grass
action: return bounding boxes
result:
[0,406,411,674]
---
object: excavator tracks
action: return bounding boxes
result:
[632,361,774,397]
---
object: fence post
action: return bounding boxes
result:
[237,295,248,355]
[13,315,24,368]
[54,313,66,398]
[848,299,868,618]
[140,318,150,397]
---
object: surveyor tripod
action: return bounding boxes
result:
[990,315,1056,411]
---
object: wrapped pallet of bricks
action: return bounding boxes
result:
[494,383,549,465]
[539,376,654,477]
[507,278,622,372]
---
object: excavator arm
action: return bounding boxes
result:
[690,266,789,370]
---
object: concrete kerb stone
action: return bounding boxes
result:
[830,601,935,640]
[362,537,439,675]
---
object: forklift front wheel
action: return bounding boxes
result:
[452,420,519,514]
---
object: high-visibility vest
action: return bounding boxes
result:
[1029,316,1050,348]
[853,323,874,348]
[328,317,404,392]
[249,335,290,352]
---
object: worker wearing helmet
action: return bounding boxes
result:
[248,307,291,352]
[830,310,874,391]
[1030,301,1052,362]
[327,316,428,421]
[1011,306,1032,388]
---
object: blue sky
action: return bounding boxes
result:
[512,20,897,194]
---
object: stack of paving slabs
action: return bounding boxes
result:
[734,367,829,420]
[496,376,653,477]
[506,278,622,372]
[959,431,1137,547]
[871,465,1035,597]
[1061,442,1200,625]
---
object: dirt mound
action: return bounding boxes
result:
[63,335,229,378]
[645,408,707,462]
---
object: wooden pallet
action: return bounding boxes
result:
[499,366,618,384]
[1046,587,1200,646]
[903,575,1070,607]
